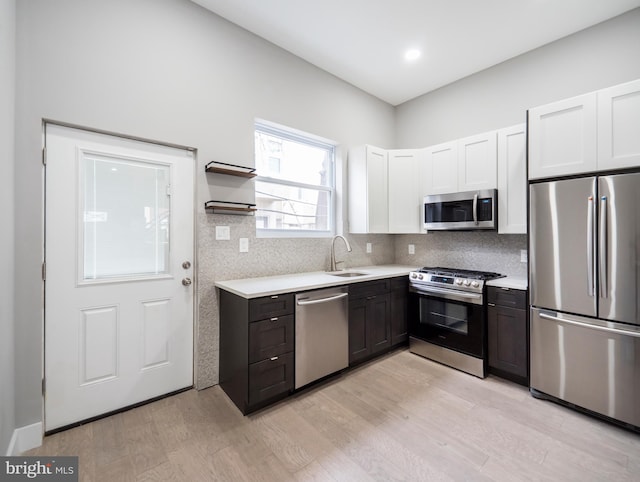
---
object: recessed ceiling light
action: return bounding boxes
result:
[404,49,421,61]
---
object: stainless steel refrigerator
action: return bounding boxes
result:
[529,172,640,428]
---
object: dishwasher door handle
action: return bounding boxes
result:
[296,292,348,306]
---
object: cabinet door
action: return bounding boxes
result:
[528,93,597,180]
[457,131,497,191]
[366,146,389,233]
[497,124,527,234]
[388,149,424,233]
[390,279,408,346]
[424,141,458,195]
[348,145,388,234]
[597,79,640,171]
[348,297,369,364]
[369,293,391,355]
[487,305,527,378]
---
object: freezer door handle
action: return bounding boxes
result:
[538,312,640,338]
[599,196,608,298]
[587,196,595,297]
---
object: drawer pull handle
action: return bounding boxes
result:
[488,303,496,307]
[270,317,278,321]
[271,295,279,299]
[501,287,511,291]
[270,356,279,361]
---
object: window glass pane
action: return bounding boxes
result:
[255,181,330,231]
[255,130,332,187]
[82,155,170,280]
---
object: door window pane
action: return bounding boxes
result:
[82,155,170,280]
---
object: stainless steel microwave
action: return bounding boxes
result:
[424,189,497,231]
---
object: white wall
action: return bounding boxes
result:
[394,8,640,278]
[0,0,16,455]
[396,8,640,148]
[14,0,395,431]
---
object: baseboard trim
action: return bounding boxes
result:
[6,422,42,455]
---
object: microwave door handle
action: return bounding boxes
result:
[473,193,478,225]
[587,196,595,297]
[599,196,607,298]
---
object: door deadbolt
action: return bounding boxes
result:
[182,261,191,269]
[182,278,192,286]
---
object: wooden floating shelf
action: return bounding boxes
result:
[205,200,257,215]
[205,161,256,178]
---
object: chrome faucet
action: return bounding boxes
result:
[330,235,352,271]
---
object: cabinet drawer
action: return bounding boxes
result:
[248,315,294,364]
[249,293,294,321]
[349,279,390,299]
[487,286,527,309]
[248,351,294,406]
[390,276,408,291]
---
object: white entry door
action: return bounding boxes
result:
[44,124,195,432]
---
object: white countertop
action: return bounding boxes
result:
[215,265,417,298]
[486,276,528,290]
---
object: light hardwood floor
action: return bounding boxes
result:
[26,349,640,481]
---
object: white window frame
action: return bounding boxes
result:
[255,120,336,238]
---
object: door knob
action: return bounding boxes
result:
[182,278,192,286]
[182,261,191,269]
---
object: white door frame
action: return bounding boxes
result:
[41,119,199,432]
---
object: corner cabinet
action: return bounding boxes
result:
[348,145,388,233]
[528,78,640,180]
[497,124,527,234]
[487,286,528,386]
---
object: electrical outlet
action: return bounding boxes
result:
[408,244,415,255]
[215,225,230,240]
[239,238,249,253]
[520,249,528,263]
[366,242,372,253]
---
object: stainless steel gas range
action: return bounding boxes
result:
[408,267,504,378]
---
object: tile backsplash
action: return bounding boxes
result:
[394,232,528,278]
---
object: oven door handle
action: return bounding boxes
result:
[410,285,483,304]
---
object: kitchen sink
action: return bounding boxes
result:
[326,271,368,277]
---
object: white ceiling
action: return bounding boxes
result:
[191,0,640,106]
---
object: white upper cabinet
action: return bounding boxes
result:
[497,124,527,234]
[597,79,640,170]
[348,145,388,233]
[528,92,598,180]
[424,141,458,195]
[457,131,497,191]
[529,79,640,180]
[388,149,425,233]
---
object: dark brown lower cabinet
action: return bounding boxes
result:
[219,290,295,414]
[487,286,528,386]
[348,277,409,366]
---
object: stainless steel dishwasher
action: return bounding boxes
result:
[295,286,349,389]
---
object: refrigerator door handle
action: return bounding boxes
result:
[587,196,595,297]
[599,196,608,298]
[473,193,478,225]
[539,312,640,338]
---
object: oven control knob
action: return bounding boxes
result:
[455,279,463,285]
[463,280,471,286]
[411,273,417,279]
[418,274,424,280]
[471,281,480,288]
